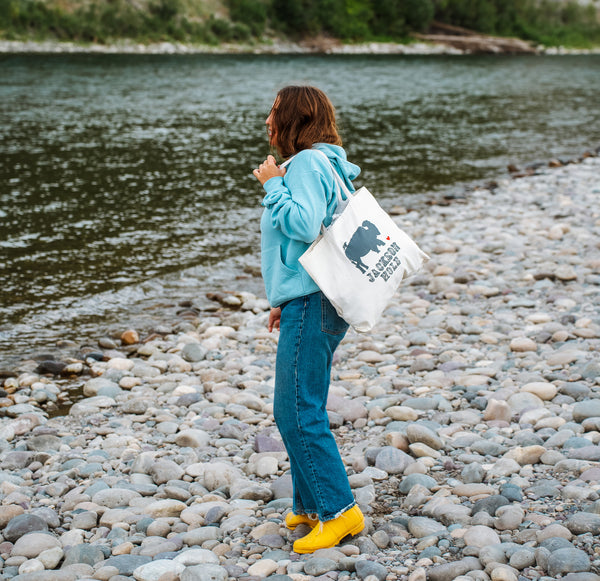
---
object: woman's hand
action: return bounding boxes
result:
[268,307,281,332]
[253,155,286,185]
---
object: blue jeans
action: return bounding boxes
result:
[273,291,356,521]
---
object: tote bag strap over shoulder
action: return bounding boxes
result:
[279,149,352,231]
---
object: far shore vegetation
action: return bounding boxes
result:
[1,0,599,48]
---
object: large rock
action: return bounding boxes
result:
[327,395,367,422]
[565,512,600,535]
[375,447,415,474]
[144,499,187,518]
[522,382,557,400]
[173,548,220,566]
[407,517,446,538]
[572,400,600,423]
[463,525,500,548]
[507,392,544,413]
[427,557,483,581]
[180,564,228,581]
[10,573,77,581]
[92,488,141,508]
[83,377,120,397]
[406,424,443,450]
[104,555,152,575]
[62,544,106,567]
[185,461,243,490]
[504,445,546,465]
[149,459,184,484]
[175,429,210,448]
[133,559,186,581]
[355,559,388,581]
[11,532,61,558]
[3,514,48,542]
[547,548,591,577]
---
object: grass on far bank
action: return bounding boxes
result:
[0,0,253,45]
[1,0,599,49]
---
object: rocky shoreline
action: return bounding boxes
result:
[1,152,600,581]
[1,38,599,55]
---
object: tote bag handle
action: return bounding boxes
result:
[280,150,353,207]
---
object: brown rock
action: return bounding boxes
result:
[0,505,25,528]
[121,329,139,345]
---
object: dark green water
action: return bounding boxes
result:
[1,53,599,365]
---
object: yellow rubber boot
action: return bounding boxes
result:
[285,512,319,530]
[293,505,364,554]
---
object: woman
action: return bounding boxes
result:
[253,86,365,554]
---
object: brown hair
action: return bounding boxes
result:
[270,86,342,159]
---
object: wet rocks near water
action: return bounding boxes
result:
[1,156,600,580]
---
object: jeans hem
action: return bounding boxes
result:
[321,500,356,522]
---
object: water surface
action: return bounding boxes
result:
[1,53,599,366]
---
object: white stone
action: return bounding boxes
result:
[453,484,495,497]
[253,455,279,477]
[37,546,64,569]
[18,559,44,574]
[247,558,279,577]
[463,525,500,548]
[507,392,544,413]
[491,564,519,581]
[11,533,61,558]
[526,312,552,324]
[145,499,187,518]
[173,548,220,566]
[174,429,210,448]
[495,505,525,530]
[385,406,419,421]
[92,488,141,508]
[133,559,186,581]
[60,529,85,548]
[108,357,135,371]
[509,337,537,352]
[409,443,442,459]
[546,350,580,366]
[202,325,235,338]
[522,382,557,400]
[185,461,243,490]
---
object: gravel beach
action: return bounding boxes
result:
[1,39,598,55]
[1,154,599,581]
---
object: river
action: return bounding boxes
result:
[1,53,599,368]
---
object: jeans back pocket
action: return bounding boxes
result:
[321,294,349,336]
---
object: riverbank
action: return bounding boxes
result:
[0,153,599,580]
[1,38,600,55]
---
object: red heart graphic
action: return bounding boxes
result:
[386,236,390,240]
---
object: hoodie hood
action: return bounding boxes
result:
[312,143,361,187]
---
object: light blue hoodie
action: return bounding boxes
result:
[260,143,361,308]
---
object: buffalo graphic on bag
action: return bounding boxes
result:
[343,220,386,273]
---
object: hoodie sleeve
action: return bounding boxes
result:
[261,168,329,244]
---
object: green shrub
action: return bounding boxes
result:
[149,0,181,22]
[270,0,319,36]
[0,0,598,47]
[227,0,267,36]
[401,0,434,33]
[432,0,600,46]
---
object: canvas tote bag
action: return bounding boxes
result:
[299,154,429,332]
